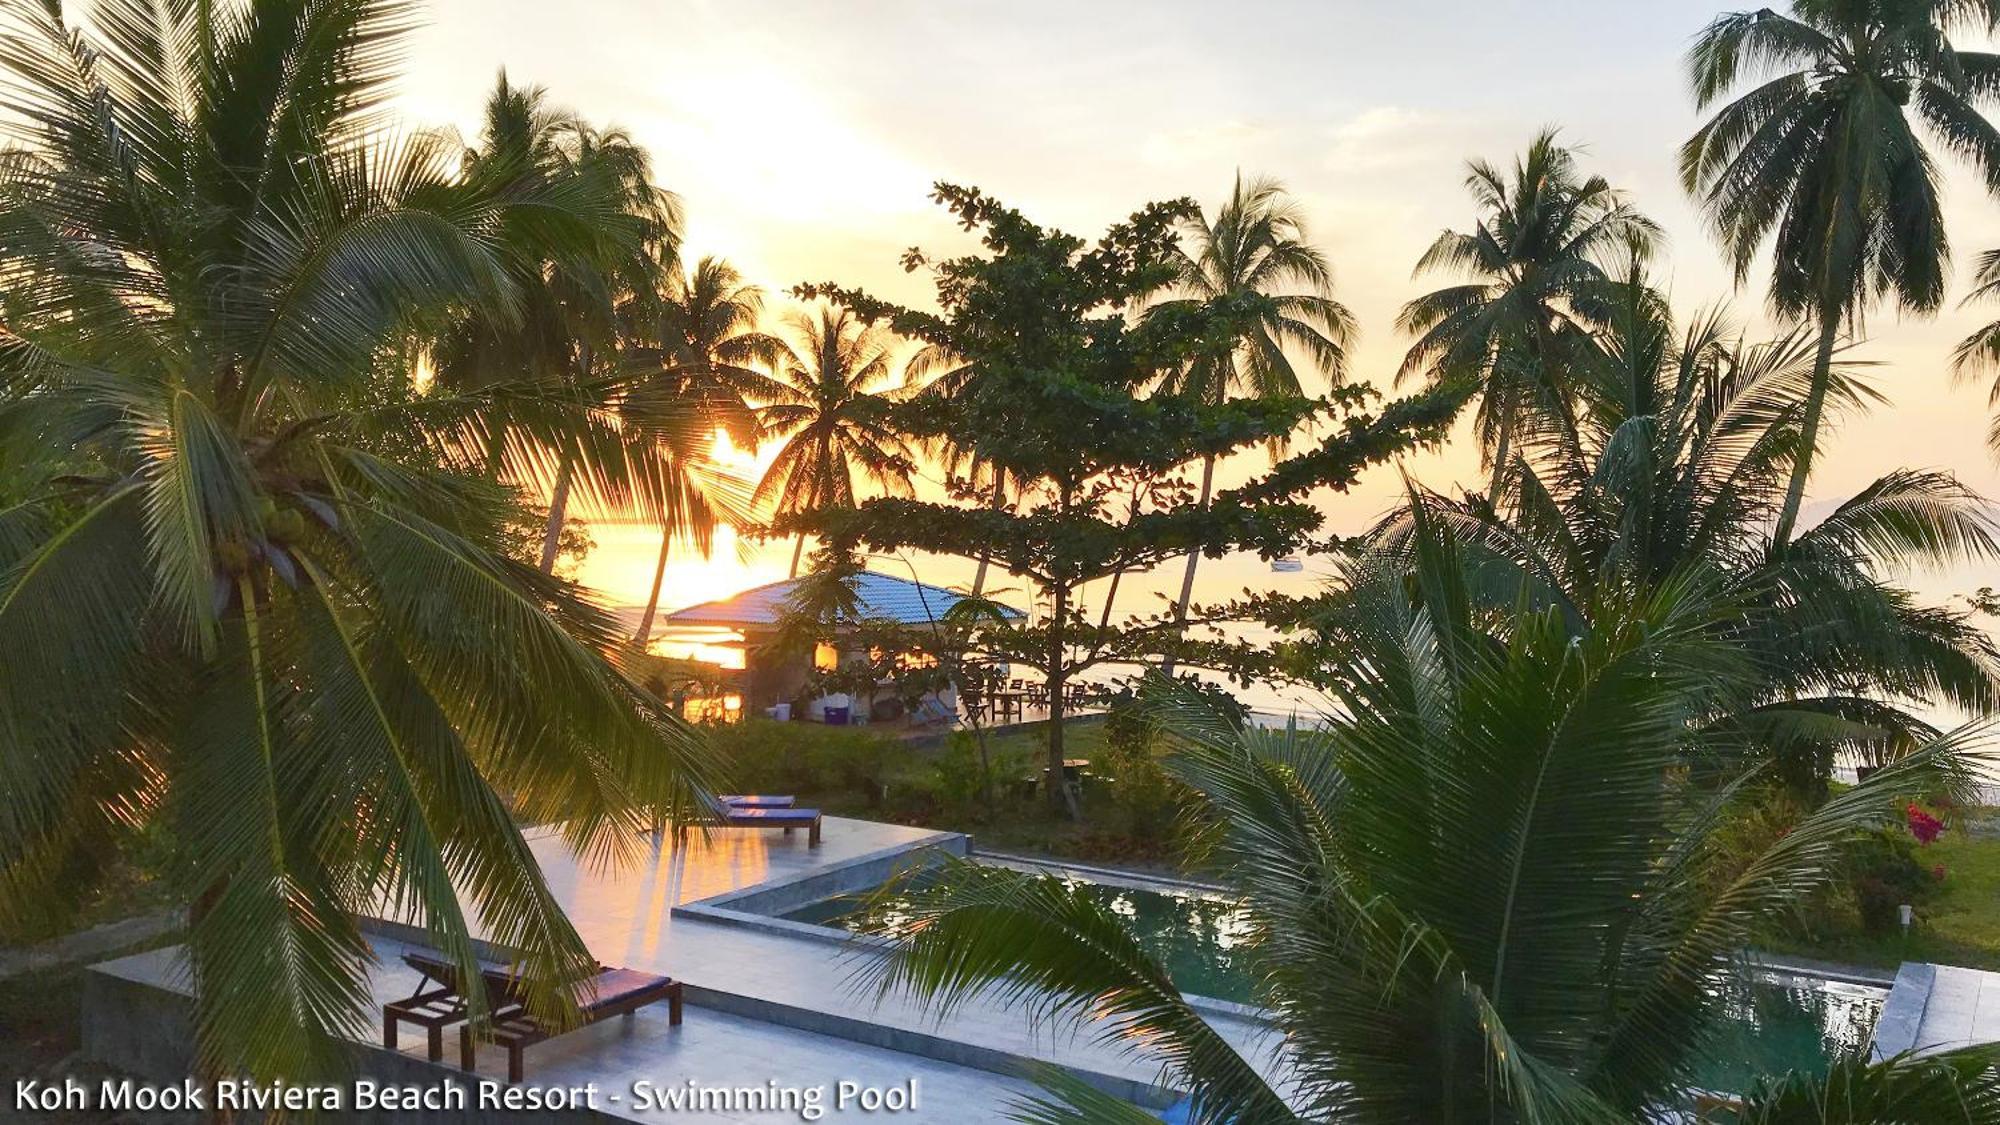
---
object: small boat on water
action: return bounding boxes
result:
[1270,557,1305,573]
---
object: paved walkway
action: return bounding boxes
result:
[95,937,1047,1123]
[1874,962,2000,1059]
[91,816,1285,1121]
[500,820,1282,1099]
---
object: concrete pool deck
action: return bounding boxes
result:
[1872,961,2000,1060]
[82,815,1286,1121]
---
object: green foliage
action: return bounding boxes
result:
[924,732,1029,815]
[1095,682,1243,840]
[857,514,2000,1122]
[928,733,995,810]
[1847,825,1940,935]
[709,719,894,801]
[1702,788,1948,944]
[1762,809,2000,972]
[1362,267,2000,798]
[1399,129,1658,490]
[1726,1042,2000,1123]
[1682,0,2000,542]
[754,305,916,569]
[1097,706,1178,827]
[794,185,1440,806]
[0,0,721,1085]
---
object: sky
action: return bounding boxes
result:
[391,0,2000,616]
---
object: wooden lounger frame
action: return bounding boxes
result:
[383,950,684,1081]
[461,972,684,1082]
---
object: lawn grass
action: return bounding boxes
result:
[973,718,1110,773]
[718,715,1191,870]
[1765,809,2000,973]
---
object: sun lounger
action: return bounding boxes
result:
[383,951,495,1061]
[719,794,796,808]
[463,967,683,1082]
[388,949,684,1081]
[675,802,824,846]
[718,804,822,845]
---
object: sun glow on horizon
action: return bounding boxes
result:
[575,428,793,610]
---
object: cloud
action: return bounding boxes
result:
[1324,106,1454,173]
[1138,119,1278,169]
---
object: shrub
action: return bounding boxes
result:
[1095,697,1214,849]
[1707,787,1950,939]
[705,719,898,801]
[1848,827,1935,935]
[1907,802,1945,844]
[928,732,1030,814]
[931,732,991,810]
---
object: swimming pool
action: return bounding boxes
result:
[781,865,1259,1002]
[778,864,1885,1088]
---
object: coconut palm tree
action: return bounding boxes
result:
[0,0,719,1085]
[1380,270,2000,796]
[1682,0,2000,547]
[754,305,915,576]
[630,257,784,644]
[1144,174,1354,663]
[1399,130,1658,500]
[1950,248,2000,453]
[861,516,2000,1123]
[430,72,682,574]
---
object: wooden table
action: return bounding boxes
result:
[987,690,1029,723]
[1040,758,1092,787]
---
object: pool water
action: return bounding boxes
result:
[781,870,1885,1087]
[1694,971,1884,1091]
[782,870,1259,1002]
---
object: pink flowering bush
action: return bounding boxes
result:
[1907,802,1946,845]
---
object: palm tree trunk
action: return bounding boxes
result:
[970,475,1007,596]
[1095,568,1125,635]
[1527,317,1585,471]
[788,474,824,579]
[1158,454,1216,677]
[634,531,671,645]
[1486,407,1515,507]
[789,443,833,579]
[1046,582,1079,819]
[538,453,575,575]
[1771,307,1841,548]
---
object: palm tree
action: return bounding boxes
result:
[1145,175,1354,664]
[754,305,915,576]
[898,344,1015,596]
[630,257,784,644]
[1399,131,1658,500]
[1682,0,2000,546]
[431,73,681,574]
[1382,270,2000,796]
[861,517,2000,1122]
[1951,248,2000,453]
[0,0,719,1085]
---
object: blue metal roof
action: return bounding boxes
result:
[659,570,1024,628]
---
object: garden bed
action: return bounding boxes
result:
[708,717,1189,870]
[1767,807,2000,973]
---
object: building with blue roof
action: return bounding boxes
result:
[659,570,1023,631]
[646,570,1024,722]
